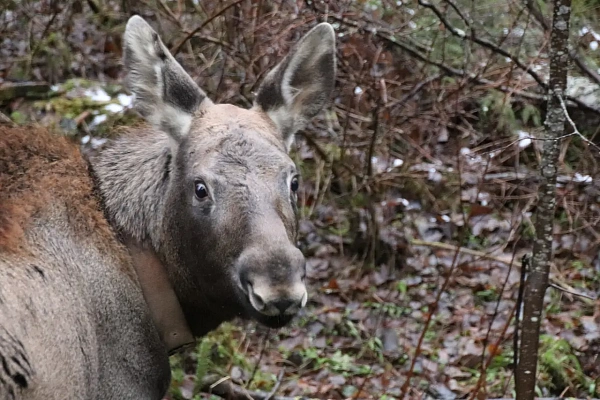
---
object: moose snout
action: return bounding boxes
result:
[238,246,308,317]
[247,280,307,316]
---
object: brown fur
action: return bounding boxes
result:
[0,125,169,399]
[0,126,135,281]
[0,127,116,257]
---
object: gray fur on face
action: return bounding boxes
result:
[0,16,336,399]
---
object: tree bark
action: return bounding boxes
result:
[515,1,572,399]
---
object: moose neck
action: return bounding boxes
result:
[90,128,194,353]
[125,237,194,353]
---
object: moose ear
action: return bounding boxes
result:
[254,23,336,152]
[123,16,212,142]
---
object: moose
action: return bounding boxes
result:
[0,15,336,399]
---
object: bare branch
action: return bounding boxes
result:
[548,283,597,300]
[418,0,548,88]
[171,0,247,56]
[198,374,317,400]
[329,14,600,116]
[525,0,550,30]
[442,0,472,27]
[569,50,600,87]
[557,95,600,154]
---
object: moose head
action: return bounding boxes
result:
[94,16,336,336]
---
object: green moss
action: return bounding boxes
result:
[61,78,97,91]
[10,111,27,125]
[37,97,104,119]
[538,334,597,395]
[300,348,371,376]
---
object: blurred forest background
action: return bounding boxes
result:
[1,0,600,399]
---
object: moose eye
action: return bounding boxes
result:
[290,176,299,193]
[194,180,209,200]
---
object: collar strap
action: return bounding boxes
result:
[125,239,194,353]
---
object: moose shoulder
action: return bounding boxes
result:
[0,16,335,400]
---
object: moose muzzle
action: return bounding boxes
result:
[237,245,307,317]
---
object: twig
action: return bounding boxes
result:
[417,0,600,116]
[400,237,463,397]
[469,300,520,400]
[27,5,60,75]
[525,0,550,30]
[157,0,180,24]
[557,95,600,154]
[0,81,52,102]
[329,12,600,116]
[418,0,547,88]
[548,283,597,300]
[263,370,284,400]
[409,239,597,301]
[171,0,247,56]
[199,374,316,400]
[0,110,15,125]
[514,254,529,371]
[569,50,600,87]
[301,132,363,180]
[471,237,521,400]
[385,74,442,110]
[247,329,270,388]
[410,239,522,267]
[442,0,472,27]
[329,16,548,103]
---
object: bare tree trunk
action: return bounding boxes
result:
[515,1,572,399]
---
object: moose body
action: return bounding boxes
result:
[0,16,335,400]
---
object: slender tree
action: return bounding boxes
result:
[516,1,572,399]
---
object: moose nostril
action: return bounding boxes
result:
[249,291,265,311]
[301,290,308,307]
[239,272,251,293]
[272,299,295,314]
